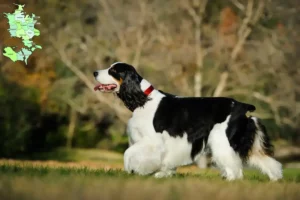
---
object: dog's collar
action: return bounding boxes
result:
[143,85,154,96]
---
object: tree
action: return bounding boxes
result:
[1,0,299,154]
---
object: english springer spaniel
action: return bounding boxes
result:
[93,62,282,181]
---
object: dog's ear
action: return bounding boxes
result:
[117,71,149,112]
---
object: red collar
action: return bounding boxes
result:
[144,85,154,96]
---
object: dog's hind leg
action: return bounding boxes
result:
[208,116,243,181]
[247,118,282,181]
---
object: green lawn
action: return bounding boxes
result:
[0,161,299,200]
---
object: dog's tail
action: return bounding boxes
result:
[249,117,273,156]
[246,117,282,181]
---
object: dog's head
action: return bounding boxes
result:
[93,62,151,111]
[93,62,142,93]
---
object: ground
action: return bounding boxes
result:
[0,149,299,200]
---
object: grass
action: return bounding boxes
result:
[27,148,124,163]
[0,159,300,200]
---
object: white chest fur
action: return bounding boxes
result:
[124,79,195,176]
[126,87,194,168]
[126,89,164,144]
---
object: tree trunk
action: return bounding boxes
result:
[66,107,77,149]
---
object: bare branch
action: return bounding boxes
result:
[65,99,86,115]
[213,72,229,97]
[231,0,253,62]
[253,92,281,125]
[66,107,77,148]
[131,2,148,68]
[182,0,208,97]
[230,0,245,11]
[98,0,127,48]
[231,0,265,62]
[49,36,130,123]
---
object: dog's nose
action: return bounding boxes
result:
[93,71,98,77]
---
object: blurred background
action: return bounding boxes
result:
[0,0,299,167]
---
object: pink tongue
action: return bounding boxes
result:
[106,85,116,89]
[94,84,117,91]
[94,84,103,91]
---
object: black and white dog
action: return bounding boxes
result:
[93,62,282,181]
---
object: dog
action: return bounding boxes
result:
[93,62,282,181]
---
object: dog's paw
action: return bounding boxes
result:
[154,171,175,178]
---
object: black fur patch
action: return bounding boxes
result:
[153,96,257,159]
[226,116,274,160]
[225,113,256,160]
[108,63,138,82]
[112,63,150,112]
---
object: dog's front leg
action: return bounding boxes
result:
[124,137,165,176]
[154,167,177,178]
[126,118,142,147]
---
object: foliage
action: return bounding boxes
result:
[0,0,299,158]
[41,0,299,142]
[0,75,66,157]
